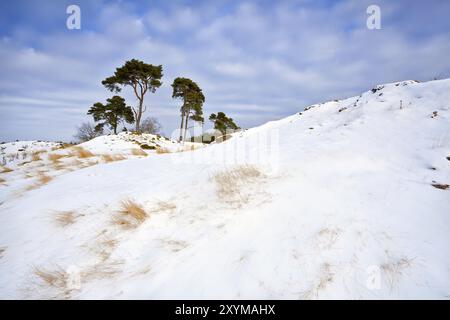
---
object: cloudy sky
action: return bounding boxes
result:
[1,0,449,141]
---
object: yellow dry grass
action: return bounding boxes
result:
[48,153,65,162]
[211,165,269,208]
[213,165,263,198]
[1,166,13,173]
[34,266,68,290]
[37,173,52,185]
[156,147,171,154]
[26,173,52,191]
[114,199,148,228]
[113,155,126,161]
[31,152,42,162]
[101,154,128,163]
[0,177,5,184]
[101,155,114,162]
[150,201,177,214]
[131,148,147,156]
[69,146,94,158]
[55,211,78,227]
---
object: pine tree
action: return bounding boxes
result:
[87,96,134,134]
[171,77,205,142]
[102,59,163,132]
[209,112,239,141]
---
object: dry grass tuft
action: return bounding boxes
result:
[69,146,94,158]
[213,165,266,207]
[153,201,177,213]
[37,173,52,185]
[26,173,52,191]
[114,199,148,228]
[131,148,148,156]
[33,266,74,299]
[156,147,171,154]
[101,155,114,162]
[315,227,342,250]
[381,256,413,290]
[55,211,79,227]
[81,261,123,281]
[1,166,13,173]
[31,152,43,162]
[301,263,334,299]
[32,261,122,299]
[113,154,126,161]
[100,154,126,163]
[52,161,67,171]
[34,266,68,289]
[0,177,5,184]
[48,153,65,162]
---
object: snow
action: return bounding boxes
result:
[0,79,449,299]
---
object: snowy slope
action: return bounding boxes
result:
[0,79,449,299]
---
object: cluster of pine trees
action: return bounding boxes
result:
[87,59,239,142]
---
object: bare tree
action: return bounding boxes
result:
[74,122,103,142]
[140,117,162,135]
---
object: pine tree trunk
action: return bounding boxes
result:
[135,97,143,132]
[183,111,189,142]
[179,112,185,142]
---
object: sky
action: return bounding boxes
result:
[0,0,449,142]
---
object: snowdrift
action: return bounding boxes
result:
[0,79,449,299]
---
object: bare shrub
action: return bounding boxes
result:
[114,200,148,228]
[140,117,162,135]
[74,122,103,143]
[131,148,147,156]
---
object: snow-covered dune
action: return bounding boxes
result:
[0,79,449,299]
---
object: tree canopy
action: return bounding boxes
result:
[102,59,163,132]
[171,77,205,141]
[209,112,239,140]
[87,95,134,134]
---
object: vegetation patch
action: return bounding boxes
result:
[431,183,449,190]
[1,166,13,173]
[131,148,147,156]
[114,199,148,229]
[212,165,267,207]
[55,211,80,227]
[140,144,155,150]
[69,146,95,159]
